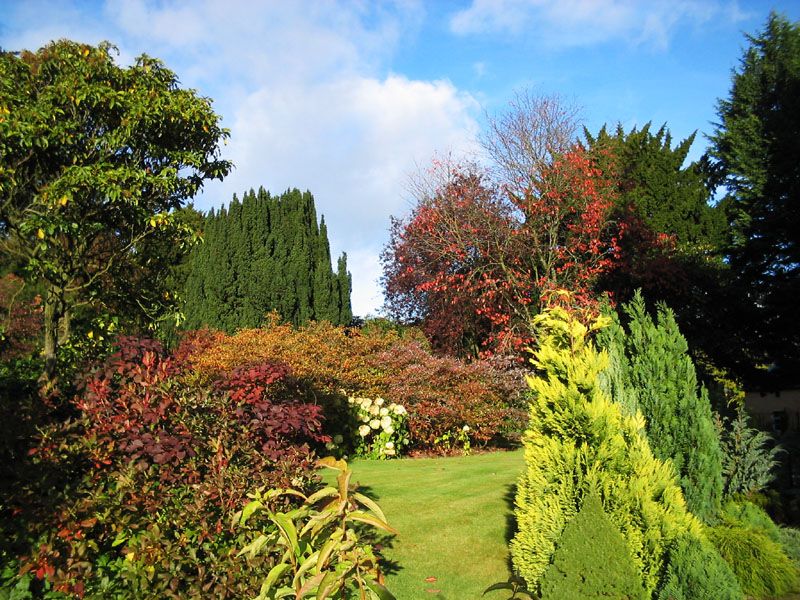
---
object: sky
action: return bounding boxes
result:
[2,0,799,317]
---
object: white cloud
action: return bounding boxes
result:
[449,0,728,49]
[1,0,478,315]
[216,74,480,316]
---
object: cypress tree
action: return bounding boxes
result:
[181,187,352,331]
[600,291,725,522]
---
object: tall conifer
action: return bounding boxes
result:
[181,187,351,331]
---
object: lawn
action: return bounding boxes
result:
[337,450,525,600]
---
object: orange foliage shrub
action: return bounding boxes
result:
[184,318,526,451]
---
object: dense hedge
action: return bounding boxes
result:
[3,337,326,598]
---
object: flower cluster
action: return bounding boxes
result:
[348,396,409,459]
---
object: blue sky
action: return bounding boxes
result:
[2,1,798,316]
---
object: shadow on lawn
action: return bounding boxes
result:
[503,482,518,572]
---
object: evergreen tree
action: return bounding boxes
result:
[539,494,646,600]
[585,124,734,374]
[709,12,800,378]
[585,123,725,248]
[182,187,351,331]
[600,292,724,522]
[511,306,716,597]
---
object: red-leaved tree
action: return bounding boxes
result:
[382,147,621,356]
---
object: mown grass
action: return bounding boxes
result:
[334,450,525,600]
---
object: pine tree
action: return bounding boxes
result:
[709,12,800,377]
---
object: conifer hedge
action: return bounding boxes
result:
[183,187,352,331]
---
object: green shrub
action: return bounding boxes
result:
[778,527,800,568]
[721,499,782,542]
[511,307,706,597]
[709,523,799,598]
[716,403,782,498]
[656,535,743,600]
[539,494,646,600]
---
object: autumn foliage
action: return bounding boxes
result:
[382,147,621,356]
[185,319,527,452]
[11,337,326,597]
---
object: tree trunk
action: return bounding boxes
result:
[39,287,64,396]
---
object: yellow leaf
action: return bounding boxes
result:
[59,196,68,206]
[87,331,94,339]
[37,229,45,239]
[82,48,89,57]
[149,218,156,227]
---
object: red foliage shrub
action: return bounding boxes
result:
[16,336,327,597]
[185,322,528,454]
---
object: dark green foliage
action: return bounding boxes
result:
[716,404,782,498]
[585,123,725,248]
[539,494,646,600]
[656,535,743,600]
[709,522,799,598]
[709,12,800,375]
[182,187,352,331]
[599,292,724,522]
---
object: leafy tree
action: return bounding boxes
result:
[0,40,230,389]
[709,12,800,376]
[182,187,351,331]
[382,149,620,356]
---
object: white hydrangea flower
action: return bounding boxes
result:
[360,398,372,409]
[375,397,385,406]
[358,424,371,437]
[385,448,396,456]
[394,405,407,415]
[380,416,393,430]
[462,425,470,432]
[380,407,389,416]
[361,414,371,423]
[384,426,394,434]
[370,419,381,430]
[385,441,394,449]
[369,405,380,416]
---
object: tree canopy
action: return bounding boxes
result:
[0,40,231,388]
[710,12,800,379]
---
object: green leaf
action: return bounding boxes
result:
[273,512,299,557]
[239,499,263,524]
[352,492,388,522]
[305,486,339,505]
[348,511,398,534]
[238,534,270,559]
[261,563,291,595]
[364,578,397,600]
[483,582,513,595]
[315,570,342,600]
